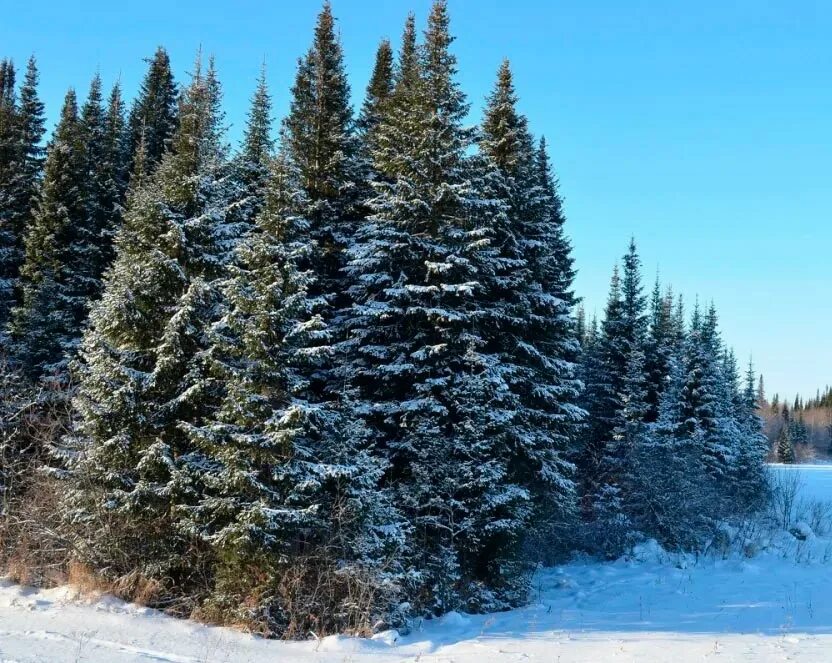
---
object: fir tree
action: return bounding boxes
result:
[0,58,18,328]
[356,38,393,176]
[533,136,576,310]
[225,65,273,241]
[580,265,626,506]
[344,1,539,610]
[80,75,128,295]
[643,278,674,423]
[734,360,768,506]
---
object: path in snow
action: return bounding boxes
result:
[0,464,831,662]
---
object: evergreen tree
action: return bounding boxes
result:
[177,153,400,634]
[0,57,45,331]
[283,2,357,323]
[10,88,89,381]
[643,278,674,422]
[0,58,18,329]
[69,55,231,583]
[356,38,394,203]
[226,65,273,241]
[477,59,580,560]
[580,266,626,504]
[345,1,540,610]
[734,360,768,506]
[97,82,130,266]
[580,242,647,528]
[776,424,795,464]
[80,75,128,294]
[127,46,178,171]
[533,136,577,310]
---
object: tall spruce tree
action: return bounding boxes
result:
[283,2,357,324]
[80,75,128,296]
[345,1,537,611]
[0,59,18,329]
[734,360,768,506]
[355,39,394,211]
[0,57,45,332]
[478,59,580,559]
[69,55,231,582]
[225,65,273,241]
[178,154,400,634]
[581,244,647,505]
[127,46,178,171]
[533,137,576,308]
[356,38,393,160]
[97,82,130,266]
[643,278,674,423]
[10,88,89,381]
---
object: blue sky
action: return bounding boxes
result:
[2,0,830,400]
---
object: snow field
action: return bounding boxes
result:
[1,464,831,662]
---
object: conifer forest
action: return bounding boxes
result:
[0,0,779,640]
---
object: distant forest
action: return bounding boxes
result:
[761,382,832,462]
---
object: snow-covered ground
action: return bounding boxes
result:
[2,465,832,662]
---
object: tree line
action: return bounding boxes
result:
[761,385,832,463]
[0,1,768,638]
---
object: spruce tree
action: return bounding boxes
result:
[10,88,89,381]
[69,56,231,583]
[734,360,768,506]
[97,82,130,267]
[580,266,625,501]
[127,46,178,171]
[80,75,128,295]
[777,424,795,464]
[0,59,18,328]
[0,57,45,331]
[345,1,537,611]
[533,136,577,310]
[477,59,580,562]
[643,278,674,422]
[690,304,738,480]
[356,38,393,174]
[283,2,357,322]
[179,154,400,634]
[226,66,273,241]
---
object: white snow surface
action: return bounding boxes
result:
[2,464,832,662]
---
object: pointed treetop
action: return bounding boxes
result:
[481,58,528,173]
[171,50,225,170]
[242,64,273,166]
[59,88,79,123]
[358,38,394,133]
[81,74,104,126]
[18,56,45,148]
[396,13,419,90]
[128,45,178,168]
[283,1,353,207]
[367,39,394,103]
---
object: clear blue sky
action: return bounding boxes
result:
[3,0,830,400]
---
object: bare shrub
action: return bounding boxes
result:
[769,468,803,530]
[804,500,832,537]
